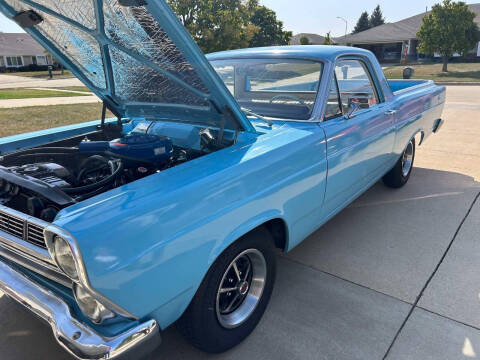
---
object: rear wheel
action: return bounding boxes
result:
[177,227,276,353]
[383,138,415,188]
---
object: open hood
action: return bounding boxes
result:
[0,0,254,132]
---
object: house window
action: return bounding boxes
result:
[6,56,23,67]
[36,56,47,65]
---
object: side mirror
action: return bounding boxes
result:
[344,100,361,119]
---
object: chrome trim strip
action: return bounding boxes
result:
[0,204,52,261]
[44,225,138,321]
[0,228,53,265]
[0,205,68,286]
[0,243,71,288]
[0,259,161,360]
[0,205,136,321]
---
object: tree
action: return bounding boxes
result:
[323,32,332,45]
[167,0,257,53]
[167,0,292,53]
[353,11,370,34]
[369,5,385,27]
[300,36,310,45]
[417,0,480,72]
[248,0,292,47]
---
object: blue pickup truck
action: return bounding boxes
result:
[0,0,445,359]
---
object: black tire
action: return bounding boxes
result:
[177,227,276,353]
[383,138,415,188]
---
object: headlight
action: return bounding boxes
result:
[53,236,78,280]
[74,285,114,324]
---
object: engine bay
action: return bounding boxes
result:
[0,120,231,222]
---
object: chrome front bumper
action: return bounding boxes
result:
[0,259,161,359]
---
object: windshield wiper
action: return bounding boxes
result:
[241,107,273,127]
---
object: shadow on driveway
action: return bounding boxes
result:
[0,167,478,360]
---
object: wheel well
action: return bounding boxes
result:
[262,218,288,251]
[415,131,424,146]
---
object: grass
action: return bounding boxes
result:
[7,70,75,79]
[383,62,480,82]
[0,88,91,100]
[0,103,113,137]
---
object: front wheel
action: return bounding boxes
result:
[177,227,276,353]
[383,138,415,188]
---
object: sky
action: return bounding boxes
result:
[0,0,479,37]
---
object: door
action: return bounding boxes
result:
[320,58,396,218]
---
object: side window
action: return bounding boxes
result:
[335,59,378,112]
[324,75,343,120]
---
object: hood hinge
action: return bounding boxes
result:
[13,10,43,28]
[217,106,240,146]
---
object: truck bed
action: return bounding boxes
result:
[388,79,432,95]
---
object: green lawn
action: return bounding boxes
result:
[383,62,480,82]
[7,70,75,79]
[0,103,113,137]
[0,88,91,100]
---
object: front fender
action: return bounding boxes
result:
[209,210,288,264]
[54,122,326,329]
[147,211,289,329]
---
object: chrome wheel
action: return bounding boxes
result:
[401,140,414,177]
[216,249,267,329]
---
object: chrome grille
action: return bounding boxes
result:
[0,212,24,239]
[27,223,46,248]
[0,211,46,249]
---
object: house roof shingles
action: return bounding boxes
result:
[337,3,480,45]
[0,33,46,56]
[290,33,326,45]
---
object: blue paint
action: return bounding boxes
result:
[0,118,119,154]
[0,1,446,341]
[388,79,429,93]
[53,47,442,330]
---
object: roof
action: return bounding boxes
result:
[206,45,373,62]
[337,3,480,45]
[0,33,46,56]
[290,33,326,45]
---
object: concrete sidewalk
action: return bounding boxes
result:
[0,86,479,359]
[0,95,100,108]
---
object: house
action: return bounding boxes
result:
[290,33,326,45]
[335,3,480,62]
[0,32,53,71]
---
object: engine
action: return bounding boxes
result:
[0,132,189,222]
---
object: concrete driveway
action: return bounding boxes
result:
[0,86,479,359]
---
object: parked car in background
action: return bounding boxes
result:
[0,0,445,359]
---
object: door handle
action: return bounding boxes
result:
[385,109,398,115]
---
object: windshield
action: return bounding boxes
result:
[210,59,323,120]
